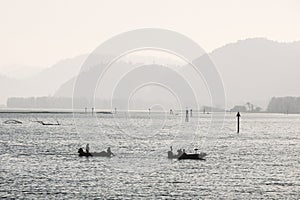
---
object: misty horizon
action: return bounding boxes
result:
[1,37,300,112]
[1,37,299,74]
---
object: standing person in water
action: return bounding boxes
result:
[86,143,90,153]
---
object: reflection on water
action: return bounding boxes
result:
[0,112,299,199]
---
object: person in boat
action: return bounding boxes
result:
[168,146,173,158]
[177,149,183,157]
[78,147,84,154]
[106,147,114,156]
[78,147,92,156]
[86,143,90,154]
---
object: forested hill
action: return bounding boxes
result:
[267,97,300,114]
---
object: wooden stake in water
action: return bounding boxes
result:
[185,109,189,122]
[236,112,241,133]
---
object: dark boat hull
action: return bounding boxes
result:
[178,153,206,160]
[78,148,114,158]
[79,152,92,157]
[90,151,112,157]
[78,148,113,157]
[78,151,112,157]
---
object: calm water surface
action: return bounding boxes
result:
[0,112,299,199]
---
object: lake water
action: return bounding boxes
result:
[0,112,299,199]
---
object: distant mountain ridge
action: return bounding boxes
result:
[2,38,300,108]
[209,38,300,107]
[55,38,300,109]
[0,55,88,104]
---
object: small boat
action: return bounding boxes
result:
[3,119,22,124]
[168,146,182,159]
[178,152,207,160]
[168,146,207,160]
[78,148,114,157]
[35,120,60,126]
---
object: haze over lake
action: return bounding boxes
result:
[1,1,300,199]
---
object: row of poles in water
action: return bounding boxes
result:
[83,107,241,134]
[84,107,194,120]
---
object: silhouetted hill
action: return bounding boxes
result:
[3,38,300,109]
[209,38,300,107]
[55,38,300,109]
[0,55,88,104]
[25,54,88,95]
[267,96,300,114]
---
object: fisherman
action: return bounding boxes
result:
[78,148,84,155]
[177,149,183,156]
[86,143,90,153]
[107,147,114,156]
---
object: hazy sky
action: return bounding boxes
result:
[1,0,300,68]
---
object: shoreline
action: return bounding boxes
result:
[0,110,299,115]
